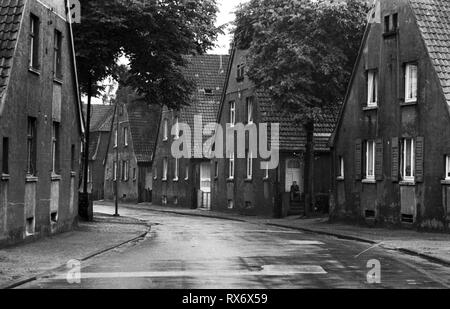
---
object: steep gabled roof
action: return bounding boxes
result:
[257,90,339,151]
[83,104,114,132]
[127,100,161,163]
[180,54,230,128]
[410,0,450,108]
[0,0,24,114]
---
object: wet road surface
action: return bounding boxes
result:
[19,209,450,289]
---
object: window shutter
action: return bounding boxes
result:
[375,139,383,181]
[415,136,424,182]
[355,139,362,180]
[391,137,399,182]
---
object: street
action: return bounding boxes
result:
[19,207,450,289]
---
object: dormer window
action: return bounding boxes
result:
[204,89,214,96]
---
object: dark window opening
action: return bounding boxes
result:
[53,30,62,79]
[204,89,214,96]
[51,212,58,223]
[237,64,245,81]
[26,217,34,235]
[52,122,61,174]
[365,210,376,218]
[70,144,75,172]
[401,214,414,224]
[2,137,9,174]
[27,117,37,176]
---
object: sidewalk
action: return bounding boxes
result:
[0,213,151,289]
[95,201,450,267]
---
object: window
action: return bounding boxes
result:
[367,70,378,107]
[113,161,118,181]
[246,97,254,123]
[163,119,168,141]
[114,129,118,148]
[405,64,418,103]
[53,30,62,79]
[384,14,398,33]
[246,150,253,180]
[185,165,189,180]
[446,156,450,180]
[122,160,129,181]
[173,158,179,181]
[365,140,375,180]
[70,144,75,172]
[52,122,60,174]
[204,89,214,96]
[402,138,415,181]
[215,161,219,178]
[29,14,40,70]
[237,64,245,81]
[27,117,37,176]
[123,127,128,146]
[87,165,92,183]
[229,101,236,127]
[338,156,344,179]
[163,158,168,181]
[228,152,235,179]
[2,137,9,175]
[174,117,179,140]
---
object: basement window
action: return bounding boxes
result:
[174,197,178,205]
[26,217,35,236]
[51,212,58,223]
[401,214,414,224]
[228,200,234,209]
[365,210,376,219]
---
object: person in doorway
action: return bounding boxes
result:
[290,181,300,202]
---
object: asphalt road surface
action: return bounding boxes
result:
[19,208,450,289]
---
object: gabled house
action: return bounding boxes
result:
[103,98,160,203]
[83,104,114,201]
[330,0,450,230]
[152,54,229,209]
[0,0,84,245]
[211,48,338,217]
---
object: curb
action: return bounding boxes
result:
[145,208,247,223]
[2,223,151,289]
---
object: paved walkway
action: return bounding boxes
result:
[95,201,450,266]
[0,213,150,289]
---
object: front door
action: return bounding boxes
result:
[199,162,211,209]
[285,158,302,194]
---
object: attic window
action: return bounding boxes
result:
[29,14,40,70]
[384,13,398,36]
[204,89,214,96]
[237,64,245,82]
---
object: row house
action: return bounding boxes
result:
[152,54,229,209]
[330,0,450,230]
[83,104,113,201]
[104,98,160,203]
[0,0,84,245]
[211,48,338,217]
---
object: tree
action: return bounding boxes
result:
[234,0,368,214]
[73,0,221,216]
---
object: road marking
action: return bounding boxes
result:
[288,240,325,245]
[52,265,327,280]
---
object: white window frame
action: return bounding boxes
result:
[446,155,450,180]
[163,119,168,141]
[365,140,376,180]
[185,165,189,181]
[173,158,179,181]
[174,117,179,140]
[367,70,378,107]
[229,101,236,127]
[247,97,254,124]
[228,152,235,180]
[113,161,118,181]
[114,129,118,148]
[123,127,128,147]
[405,63,418,103]
[338,156,345,179]
[246,150,253,180]
[402,138,415,181]
[162,158,168,181]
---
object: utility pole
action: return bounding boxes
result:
[114,100,120,217]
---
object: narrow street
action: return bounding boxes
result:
[18,207,450,289]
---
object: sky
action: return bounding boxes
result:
[209,0,249,55]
